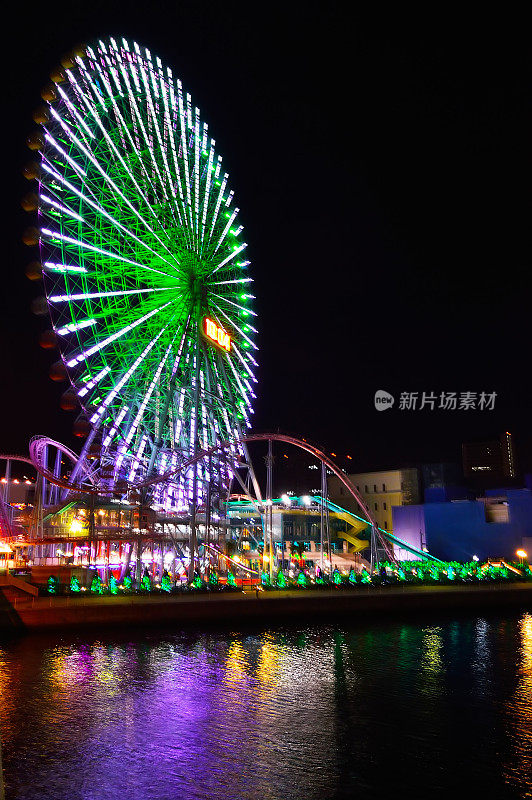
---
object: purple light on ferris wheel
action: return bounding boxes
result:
[33,35,258,507]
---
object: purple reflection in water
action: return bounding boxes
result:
[0,616,531,800]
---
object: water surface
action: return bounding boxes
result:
[1,611,531,799]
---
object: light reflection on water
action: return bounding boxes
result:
[1,612,531,800]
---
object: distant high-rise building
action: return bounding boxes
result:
[462,432,517,482]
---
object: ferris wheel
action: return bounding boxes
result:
[23,37,258,508]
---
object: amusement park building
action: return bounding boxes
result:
[328,469,421,533]
[392,487,532,562]
[228,496,371,572]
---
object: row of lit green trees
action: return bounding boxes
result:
[259,559,532,589]
[46,569,242,595]
[45,559,531,595]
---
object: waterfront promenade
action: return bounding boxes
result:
[2,582,532,632]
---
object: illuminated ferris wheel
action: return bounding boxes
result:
[23,37,258,507]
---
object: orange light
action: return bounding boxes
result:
[204,317,231,351]
[331,452,337,457]
[346,454,352,459]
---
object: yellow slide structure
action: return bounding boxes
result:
[312,497,370,553]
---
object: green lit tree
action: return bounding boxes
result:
[47,576,58,594]
[192,573,204,589]
[90,574,103,594]
[70,575,80,593]
[109,575,119,595]
[348,567,358,585]
[297,571,309,587]
[140,569,151,591]
[276,570,287,589]
[161,570,172,592]
[226,571,237,588]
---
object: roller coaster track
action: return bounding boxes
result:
[23,433,397,563]
[28,436,98,493]
[0,453,34,538]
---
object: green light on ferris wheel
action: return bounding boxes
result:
[33,36,257,500]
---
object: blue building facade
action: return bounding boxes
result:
[392,488,532,562]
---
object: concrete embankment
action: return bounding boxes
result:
[1,582,532,633]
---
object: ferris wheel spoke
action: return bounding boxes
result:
[77,366,111,398]
[120,44,190,240]
[74,61,177,243]
[114,335,178,474]
[156,68,192,245]
[48,97,180,266]
[42,128,87,178]
[40,191,84,223]
[206,243,248,278]
[224,352,253,413]
[231,343,257,387]
[48,286,174,303]
[40,160,181,275]
[208,277,253,287]
[135,54,182,208]
[193,108,201,242]
[40,226,175,281]
[206,170,227,246]
[55,84,96,143]
[212,208,239,256]
[88,320,173,423]
[199,143,215,249]
[210,291,256,317]
[65,299,177,368]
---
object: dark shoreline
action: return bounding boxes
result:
[2,582,532,634]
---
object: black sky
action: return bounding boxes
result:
[1,3,531,478]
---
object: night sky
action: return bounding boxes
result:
[2,4,531,481]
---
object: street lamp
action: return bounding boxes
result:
[516,549,527,565]
[472,555,479,562]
